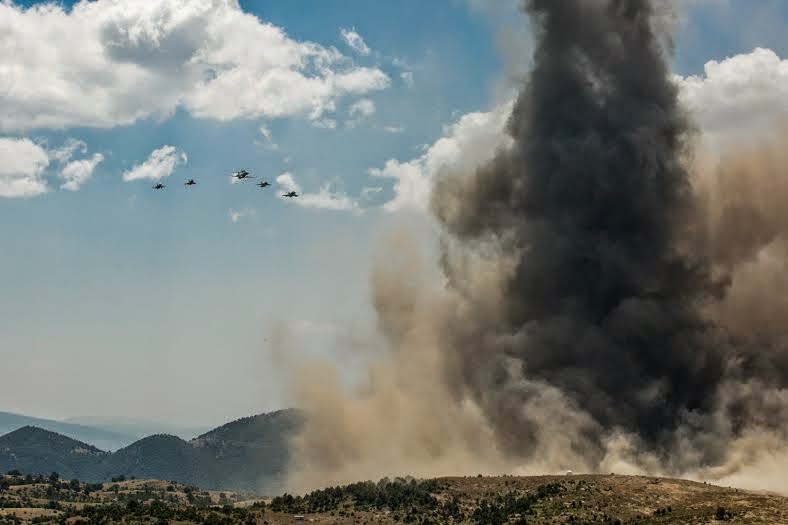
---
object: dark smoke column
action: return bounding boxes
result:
[433,0,729,461]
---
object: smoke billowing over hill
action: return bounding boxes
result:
[281,0,788,494]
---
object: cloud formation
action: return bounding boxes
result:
[122,145,186,182]
[276,172,361,214]
[0,138,50,198]
[678,47,788,147]
[368,101,514,212]
[340,27,371,56]
[229,208,255,223]
[371,48,788,213]
[59,153,105,191]
[0,0,389,131]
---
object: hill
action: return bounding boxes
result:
[102,434,207,486]
[0,473,786,524]
[0,412,134,452]
[62,415,210,442]
[0,426,107,481]
[0,409,304,493]
[192,409,305,492]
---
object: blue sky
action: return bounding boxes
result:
[1,0,786,426]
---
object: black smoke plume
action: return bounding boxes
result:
[282,0,788,493]
[433,0,788,468]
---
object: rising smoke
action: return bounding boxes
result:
[282,0,788,494]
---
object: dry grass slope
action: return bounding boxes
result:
[0,473,786,524]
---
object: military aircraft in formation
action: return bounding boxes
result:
[152,170,296,198]
[231,169,254,180]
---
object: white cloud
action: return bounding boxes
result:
[340,27,371,56]
[49,139,87,164]
[370,48,788,213]
[59,153,104,191]
[400,71,414,88]
[0,138,49,198]
[229,208,255,223]
[257,125,279,150]
[369,101,514,212]
[346,98,376,128]
[349,99,376,118]
[276,172,361,214]
[0,1,389,132]
[259,125,273,141]
[677,48,788,148]
[122,145,186,182]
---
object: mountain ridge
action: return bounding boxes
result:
[0,411,134,451]
[0,409,303,493]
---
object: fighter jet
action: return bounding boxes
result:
[152,182,166,190]
[231,169,254,180]
[283,191,299,198]
[185,179,197,186]
[256,181,271,188]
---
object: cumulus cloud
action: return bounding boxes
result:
[340,27,371,55]
[0,138,50,198]
[368,101,514,212]
[59,153,104,191]
[229,208,255,223]
[44,138,105,191]
[122,145,186,182]
[677,48,788,148]
[0,1,389,132]
[276,172,361,214]
[370,48,788,212]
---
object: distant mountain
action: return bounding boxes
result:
[63,416,211,442]
[0,426,107,481]
[0,409,304,493]
[0,411,135,451]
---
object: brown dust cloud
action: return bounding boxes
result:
[274,0,788,495]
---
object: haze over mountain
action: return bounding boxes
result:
[0,410,303,493]
[0,412,134,452]
[62,416,211,443]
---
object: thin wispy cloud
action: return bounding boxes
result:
[340,27,371,55]
[229,208,256,223]
[59,153,104,191]
[276,172,362,215]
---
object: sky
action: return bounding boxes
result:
[1,0,787,427]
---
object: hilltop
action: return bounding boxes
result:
[0,427,107,481]
[0,473,786,524]
[0,412,133,452]
[0,410,303,492]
